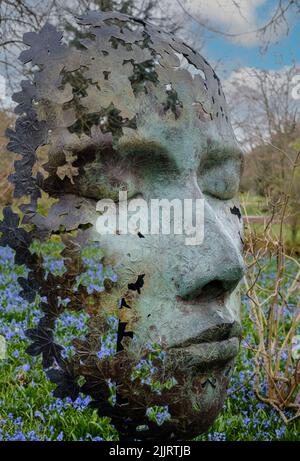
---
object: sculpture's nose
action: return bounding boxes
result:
[176,262,245,304]
[172,194,245,303]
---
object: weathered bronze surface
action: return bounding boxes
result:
[1,11,245,440]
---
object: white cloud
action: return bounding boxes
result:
[223,65,300,97]
[186,0,265,33]
[163,0,288,47]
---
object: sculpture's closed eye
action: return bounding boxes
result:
[198,147,243,200]
[76,143,179,201]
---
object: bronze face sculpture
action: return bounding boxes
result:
[0,11,245,440]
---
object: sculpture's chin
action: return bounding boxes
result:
[165,367,231,440]
[115,355,235,441]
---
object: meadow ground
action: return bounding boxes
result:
[0,242,299,441]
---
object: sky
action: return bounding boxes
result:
[157,0,300,143]
[161,0,300,78]
[1,0,299,107]
[202,20,300,76]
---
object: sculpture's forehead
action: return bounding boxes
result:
[21,12,233,132]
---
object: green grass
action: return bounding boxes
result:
[240,193,267,216]
[240,192,300,250]
[0,244,299,441]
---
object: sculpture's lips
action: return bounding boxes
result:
[168,322,242,366]
[171,337,240,366]
[170,321,242,348]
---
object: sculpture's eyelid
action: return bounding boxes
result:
[198,148,243,172]
[209,146,243,162]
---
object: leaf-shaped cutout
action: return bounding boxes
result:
[19,23,64,66]
[47,365,80,401]
[18,274,39,302]
[25,326,63,368]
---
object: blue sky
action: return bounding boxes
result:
[1,0,299,107]
[202,21,300,76]
[177,0,300,77]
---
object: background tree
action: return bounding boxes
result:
[174,0,300,51]
[226,65,300,245]
[0,0,179,95]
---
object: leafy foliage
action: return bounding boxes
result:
[0,245,299,440]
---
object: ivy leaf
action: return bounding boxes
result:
[12,80,37,116]
[80,372,110,402]
[0,206,19,231]
[6,116,47,157]
[18,274,39,303]
[0,207,34,266]
[38,297,65,330]
[9,168,35,199]
[19,23,64,66]
[46,366,80,401]
[25,326,63,369]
